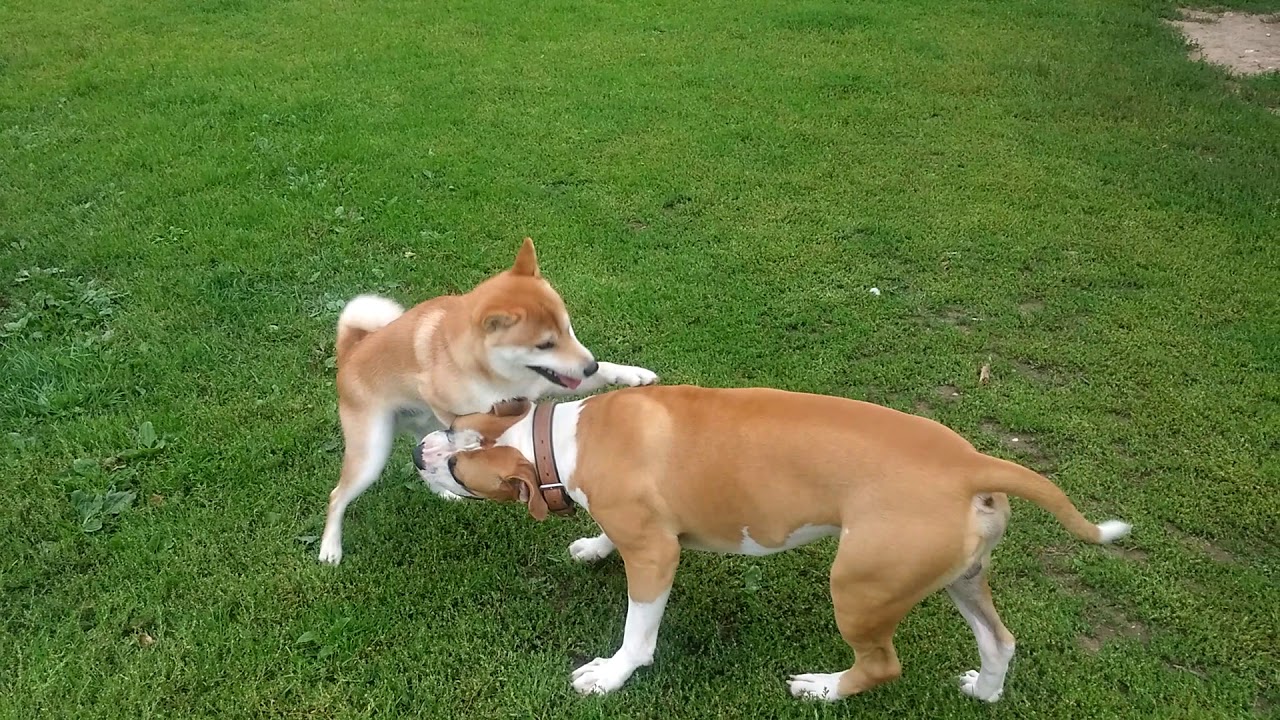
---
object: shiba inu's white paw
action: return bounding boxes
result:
[600,362,658,388]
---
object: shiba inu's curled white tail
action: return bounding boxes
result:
[965,455,1132,544]
[336,295,403,363]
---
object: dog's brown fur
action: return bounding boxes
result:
[436,385,1130,700]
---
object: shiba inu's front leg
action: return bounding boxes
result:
[596,362,659,388]
[544,361,658,396]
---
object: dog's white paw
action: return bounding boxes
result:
[958,670,1003,702]
[788,671,845,701]
[603,363,659,388]
[318,540,343,565]
[569,535,615,563]
[571,656,638,695]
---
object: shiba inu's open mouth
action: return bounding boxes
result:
[529,365,582,390]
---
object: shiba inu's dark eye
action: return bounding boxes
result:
[535,340,556,350]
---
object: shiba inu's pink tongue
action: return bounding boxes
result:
[562,376,582,390]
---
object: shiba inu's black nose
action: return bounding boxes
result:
[583,361,599,377]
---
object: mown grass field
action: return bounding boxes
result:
[2,0,1277,717]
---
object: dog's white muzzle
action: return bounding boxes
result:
[414,429,481,499]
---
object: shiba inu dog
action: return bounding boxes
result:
[318,238,657,564]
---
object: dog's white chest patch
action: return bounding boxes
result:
[554,401,588,511]
[737,524,839,556]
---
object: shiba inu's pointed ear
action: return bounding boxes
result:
[511,237,540,277]
[481,309,522,333]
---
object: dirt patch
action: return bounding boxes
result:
[1077,634,1105,653]
[1077,610,1151,654]
[1018,300,1045,316]
[1010,358,1056,384]
[1111,443,1137,463]
[912,307,982,335]
[662,193,693,211]
[1104,545,1149,563]
[1167,10,1280,75]
[935,384,962,401]
[1040,548,1151,654]
[626,219,649,231]
[980,420,1050,468]
[1165,522,1234,563]
[937,307,976,334]
[914,400,933,415]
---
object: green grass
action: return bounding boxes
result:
[2,0,1278,717]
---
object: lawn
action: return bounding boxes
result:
[1,0,1277,717]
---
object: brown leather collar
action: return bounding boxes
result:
[531,402,576,517]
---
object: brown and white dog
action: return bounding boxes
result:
[414,385,1131,701]
[318,238,658,565]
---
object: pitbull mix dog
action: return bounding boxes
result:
[415,385,1132,702]
[318,238,658,565]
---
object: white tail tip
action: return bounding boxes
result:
[338,294,404,332]
[1097,520,1132,544]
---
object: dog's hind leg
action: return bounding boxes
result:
[947,561,1016,702]
[790,521,951,702]
[318,405,395,565]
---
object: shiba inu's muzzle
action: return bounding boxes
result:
[527,360,599,390]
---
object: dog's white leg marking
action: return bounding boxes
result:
[319,410,394,565]
[569,533,615,563]
[571,589,670,695]
[947,569,1015,702]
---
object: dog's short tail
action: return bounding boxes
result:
[336,294,404,364]
[964,455,1131,544]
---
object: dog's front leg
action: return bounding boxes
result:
[546,361,659,397]
[571,534,679,695]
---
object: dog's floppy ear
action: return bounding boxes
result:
[510,237,540,277]
[505,462,548,521]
